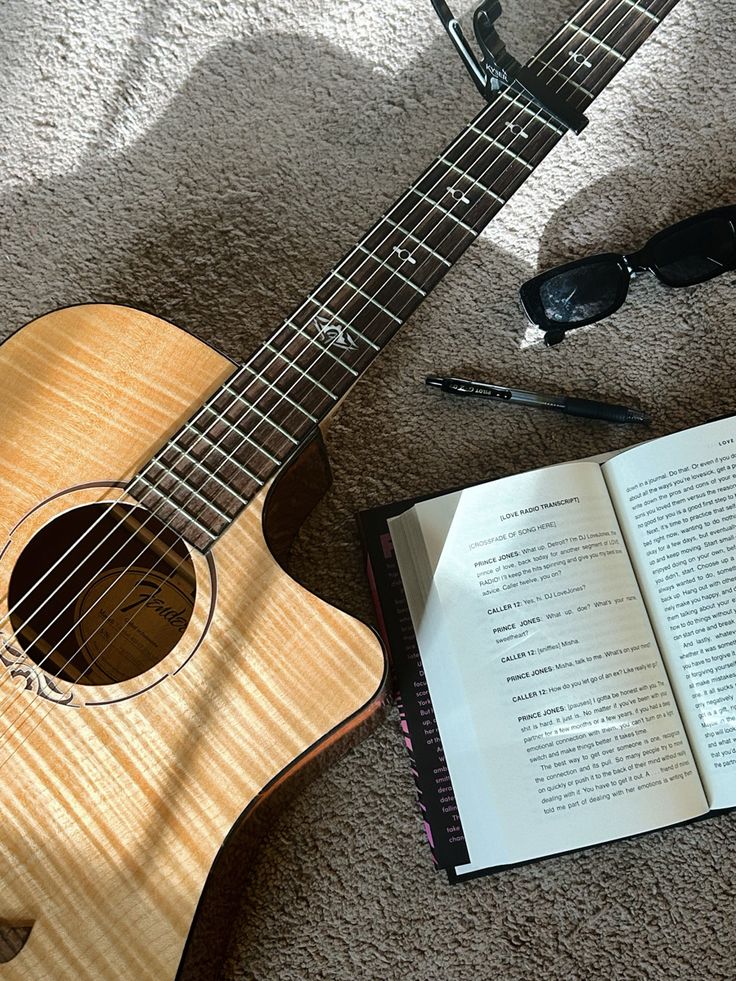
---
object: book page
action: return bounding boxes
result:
[604,415,736,808]
[390,462,705,872]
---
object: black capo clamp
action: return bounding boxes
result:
[431,0,588,135]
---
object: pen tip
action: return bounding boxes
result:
[425,375,443,389]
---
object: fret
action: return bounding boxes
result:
[331,271,404,324]
[533,26,625,102]
[408,187,477,235]
[535,61,596,101]
[580,1,651,39]
[496,90,566,134]
[177,419,265,486]
[531,41,594,94]
[222,381,300,444]
[172,504,223,541]
[201,398,283,465]
[137,467,234,524]
[241,359,322,424]
[387,196,469,266]
[125,0,678,553]
[132,416,267,513]
[263,330,361,409]
[477,101,563,164]
[280,319,362,375]
[414,164,504,237]
[168,430,266,506]
[547,2,666,100]
[203,374,300,463]
[440,130,530,200]
[304,277,397,348]
[225,371,317,448]
[160,437,253,502]
[356,244,427,296]
[569,21,627,61]
[166,424,270,504]
[577,10,638,57]
[440,153,497,196]
[465,124,534,180]
[623,0,660,22]
[340,246,427,306]
[440,140,516,200]
[362,219,450,297]
[151,499,219,550]
[128,476,224,549]
[335,250,429,318]
[458,132,533,171]
[382,218,452,267]
[263,341,339,402]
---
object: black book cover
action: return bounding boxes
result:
[358,497,470,872]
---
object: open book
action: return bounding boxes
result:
[384,415,736,878]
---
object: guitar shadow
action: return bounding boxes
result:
[0,0,586,343]
[0,10,561,976]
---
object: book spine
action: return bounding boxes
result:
[363,524,470,870]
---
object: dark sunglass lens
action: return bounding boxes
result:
[651,216,736,286]
[537,259,623,325]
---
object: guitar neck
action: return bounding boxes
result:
[128,0,679,551]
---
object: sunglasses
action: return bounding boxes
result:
[519,205,736,345]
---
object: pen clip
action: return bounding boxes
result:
[426,375,511,399]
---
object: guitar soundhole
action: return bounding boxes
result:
[7,502,196,686]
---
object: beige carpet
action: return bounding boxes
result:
[2,0,736,977]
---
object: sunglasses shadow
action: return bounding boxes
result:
[511,170,736,424]
[535,171,735,272]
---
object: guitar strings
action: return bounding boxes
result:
[0,5,590,696]
[0,0,658,725]
[0,0,657,735]
[0,0,661,754]
[0,2,662,767]
[57,0,658,689]
[0,0,642,655]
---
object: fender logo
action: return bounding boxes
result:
[120,582,189,634]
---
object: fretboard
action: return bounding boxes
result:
[128,0,679,550]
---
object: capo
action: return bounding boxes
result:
[431,0,589,135]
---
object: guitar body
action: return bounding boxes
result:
[0,304,387,979]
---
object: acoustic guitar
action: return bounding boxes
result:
[0,0,678,977]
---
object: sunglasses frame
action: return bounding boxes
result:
[520,204,736,345]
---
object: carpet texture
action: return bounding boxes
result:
[2,0,736,978]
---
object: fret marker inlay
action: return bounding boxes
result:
[308,313,359,352]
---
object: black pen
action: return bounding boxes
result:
[426,375,649,425]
